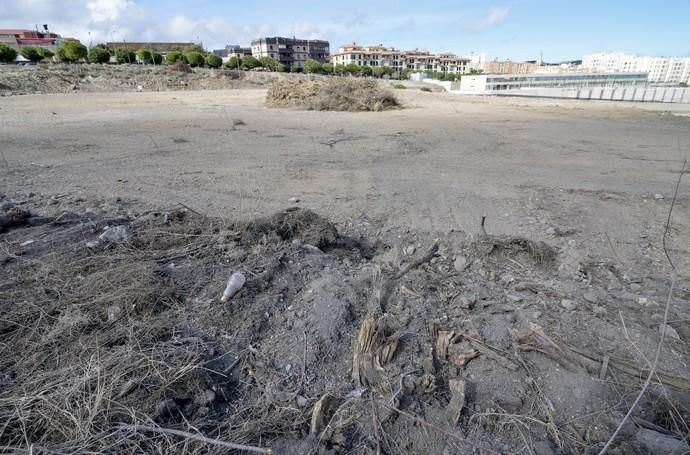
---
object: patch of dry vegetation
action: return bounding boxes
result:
[266,78,401,112]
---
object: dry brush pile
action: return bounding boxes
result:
[1,195,689,454]
[266,78,401,112]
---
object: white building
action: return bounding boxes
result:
[582,52,690,84]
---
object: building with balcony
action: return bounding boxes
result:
[213,45,251,58]
[330,43,473,74]
[251,37,330,70]
[582,52,690,84]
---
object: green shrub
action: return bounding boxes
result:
[166,51,185,64]
[38,48,54,60]
[20,46,45,63]
[393,83,407,89]
[372,67,385,78]
[334,64,346,75]
[360,65,373,77]
[184,44,205,53]
[225,56,242,69]
[57,41,87,62]
[276,63,286,73]
[420,87,432,92]
[114,47,135,64]
[258,56,278,71]
[206,53,223,68]
[88,46,110,64]
[344,63,361,76]
[290,65,301,73]
[184,51,205,67]
[0,43,17,63]
[137,48,162,64]
[322,63,334,75]
[303,59,323,74]
[242,55,260,70]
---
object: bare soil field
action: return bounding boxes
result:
[1,67,690,454]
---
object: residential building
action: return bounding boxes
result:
[330,43,473,74]
[213,45,251,58]
[0,28,71,52]
[582,52,690,84]
[481,59,540,74]
[251,37,330,69]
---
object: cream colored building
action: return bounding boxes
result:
[582,52,690,84]
[251,37,329,70]
[331,43,473,74]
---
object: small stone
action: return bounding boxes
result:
[458,294,476,309]
[285,364,292,373]
[654,193,664,200]
[638,297,648,305]
[296,396,308,407]
[583,292,598,303]
[531,311,542,319]
[288,197,301,203]
[405,245,416,255]
[660,324,681,340]
[593,306,606,315]
[506,294,523,303]
[19,240,35,247]
[560,299,576,311]
[197,406,209,417]
[629,283,642,292]
[454,255,468,271]
[204,389,216,403]
[1,202,15,210]
[546,227,556,235]
[107,305,122,321]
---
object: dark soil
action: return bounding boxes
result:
[0,192,688,454]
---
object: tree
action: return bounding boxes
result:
[322,63,334,75]
[114,47,135,64]
[383,66,395,77]
[137,48,162,64]
[290,65,301,73]
[166,51,185,64]
[57,41,87,62]
[401,68,413,80]
[259,56,278,71]
[39,48,54,60]
[88,46,111,64]
[360,65,373,77]
[20,46,45,63]
[206,53,223,68]
[334,64,346,75]
[303,59,323,74]
[185,51,205,67]
[241,55,260,70]
[225,56,242,69]
[276,63,286,73]
[372,67,385,78]
[184,44,205,53]
[345,63,361,76]
[0,43,18,63]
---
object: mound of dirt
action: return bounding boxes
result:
[266,78,401,112]
[0,193,688,454]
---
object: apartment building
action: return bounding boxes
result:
[0,28,69,52]
[582,52,690,83]
[330,43,472,74]
[481,59,540,74]
[251,37,330,69]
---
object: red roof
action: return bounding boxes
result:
[0,29,31,35]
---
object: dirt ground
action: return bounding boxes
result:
[1,69,690,454]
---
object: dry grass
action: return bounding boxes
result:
[266,78,401,112]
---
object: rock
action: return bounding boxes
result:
[654,193,664,200]
[1,202,15,210]
[457,294,476,309]
[560,299,576,311]
[197,406,209,417]
[454,255,468,272]
[405,245,416,255]
[107,305,122,321]
[638,297,648,305]
[19,240,34,247]
[99,225,131,243]
[288,197,301,203]
[583,292,598,304]
[660,324,681,340]
[296,395,308,407]
[629,283,642,292]
[546,227,556,235]
[506,294,523,303]
[27,216,53,226]
[636,428,689,454]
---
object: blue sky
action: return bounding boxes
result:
[3,0,690,61]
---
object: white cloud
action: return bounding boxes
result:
[86,0,133,22]
[458,5,511,33]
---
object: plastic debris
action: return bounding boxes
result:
[220,272,246,303]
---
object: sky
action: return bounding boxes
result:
[2,0,690,62]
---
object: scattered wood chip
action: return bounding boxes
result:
[448,378,466,425]
[310,394,337,434]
